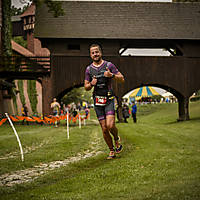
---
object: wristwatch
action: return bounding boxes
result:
[111,73,115,78]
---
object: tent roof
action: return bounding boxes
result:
[129,86,160,97]
[162,92,174,97]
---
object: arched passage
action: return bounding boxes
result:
[57,84,84,103]
[35,1,200,121]
[42,55,200,121]
[122,84,190,121]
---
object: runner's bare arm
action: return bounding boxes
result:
[113,71,125,83]
[84,78,97,91]
[84,80,92,91]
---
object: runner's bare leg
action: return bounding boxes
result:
[99,119,114,150]
[106,115,119,141]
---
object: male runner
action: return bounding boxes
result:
[84,44,125,159]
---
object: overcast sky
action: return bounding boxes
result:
[11,0,31,8]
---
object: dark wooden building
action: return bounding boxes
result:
[34,1,200,120]
[0,3,50,115]
[11,15,24,37]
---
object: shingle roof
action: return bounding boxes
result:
[34,1,200,40]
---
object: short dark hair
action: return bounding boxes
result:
[89,43,102,53]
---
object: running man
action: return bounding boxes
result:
[84,44,125,159]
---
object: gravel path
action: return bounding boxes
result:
[0,129,103,187]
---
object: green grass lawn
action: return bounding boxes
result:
[0,102,200,200]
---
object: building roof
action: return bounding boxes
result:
[34,1,200,40]
[21,4,35,18]
[11,15,21,22]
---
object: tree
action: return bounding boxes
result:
[62,87,93,106]
[19,0,64,17]
[2,0,12,57]
[11,4,30,16]
[2,0,64,63]
[13,36,27,48]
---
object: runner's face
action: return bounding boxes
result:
[90,46,102,63]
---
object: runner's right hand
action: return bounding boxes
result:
[91,76,97,86]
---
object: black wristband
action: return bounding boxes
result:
[111,73,115,78]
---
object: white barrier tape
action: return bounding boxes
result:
[5,113,24,162]
[67,111,69,139]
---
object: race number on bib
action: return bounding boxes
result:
[95,96,107,106]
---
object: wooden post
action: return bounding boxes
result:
[178,96,190,121]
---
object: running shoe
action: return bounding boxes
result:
[115,136,123,154]
[107,151,116,160]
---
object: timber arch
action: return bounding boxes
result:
[42,55,200,121]
[34,1,200,121]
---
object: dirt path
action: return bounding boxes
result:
[0,129,103,187]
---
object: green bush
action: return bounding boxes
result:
[13,36,27,48]
[27,80,38,114]
[12,88,18,115]
[18,80,26,106]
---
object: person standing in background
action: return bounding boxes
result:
[22,104,29,125]
[131,101,137,123]
[122,103,130,123]
[51,98,61,127]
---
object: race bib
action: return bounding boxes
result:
[95,96,107,106]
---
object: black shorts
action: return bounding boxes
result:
[94,98,115,121]
[53,110,58,116]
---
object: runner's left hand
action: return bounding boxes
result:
[104,67,113,78]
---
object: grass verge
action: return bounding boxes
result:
[0,102,200,200]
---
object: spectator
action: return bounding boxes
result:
[22,104,29,125]
[122,103,130,123]
[131,102,137,123]
[51,98,61,127]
